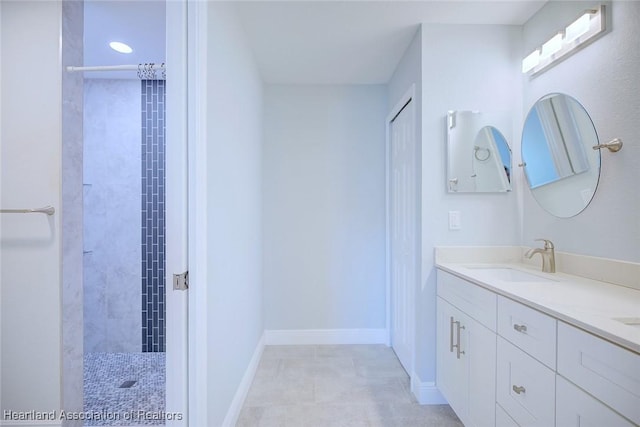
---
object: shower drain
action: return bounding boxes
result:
[119,380,137,388]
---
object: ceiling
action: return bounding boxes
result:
[83,0,166,79]
[233,1,546,84]
[83,0,546,83]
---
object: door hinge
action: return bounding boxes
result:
[173,271,189,290]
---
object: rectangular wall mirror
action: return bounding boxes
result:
[446,110,513,193]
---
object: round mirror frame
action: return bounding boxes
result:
[521,93,601,218]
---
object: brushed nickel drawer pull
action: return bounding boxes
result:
[513,324,527,333]
[456,322,465,359]
[450,317,455,353]
[512,385,526,394]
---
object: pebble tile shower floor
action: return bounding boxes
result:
[84,352,165,426]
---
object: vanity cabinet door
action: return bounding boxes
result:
[437,297,496,427]
[557,322,640,425]
[556,376,636,427]
[465,312,497,427]
[437,297,467,416]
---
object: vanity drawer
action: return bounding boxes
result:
[437,270,497,331]
[496,404,519,427]
[497,296,556,369]
[497,337,555,427]
[557,322,640,425]
[556,375,636,427]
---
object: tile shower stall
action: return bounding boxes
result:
[83,79,166,425]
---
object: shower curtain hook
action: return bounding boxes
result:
[149,63,157,80]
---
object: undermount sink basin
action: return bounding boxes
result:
[466,267,556,283]
[612,317,640,330]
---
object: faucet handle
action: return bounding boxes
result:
[534,238,554,249]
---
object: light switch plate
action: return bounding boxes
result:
[449,211,461,230]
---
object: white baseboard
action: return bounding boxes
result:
[410,374,447,405]
[221,332,266,427]
[264,328,388,345]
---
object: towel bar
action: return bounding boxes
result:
[0,206,55,216]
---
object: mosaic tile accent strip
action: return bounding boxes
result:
[83,352,165,426]
[141,80,166,352]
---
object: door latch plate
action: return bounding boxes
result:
[173,271,189,290]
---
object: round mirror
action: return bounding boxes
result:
[472,126,512,192]
[521,93,601,217]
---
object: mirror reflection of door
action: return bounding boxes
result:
[472,126,512,192]
[522,94,590,188]
[521,93,601,218]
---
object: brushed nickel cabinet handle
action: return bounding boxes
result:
[512,385,526,394]
[513,324,527,333]
[450,317,455,353]
[456,323,465,359]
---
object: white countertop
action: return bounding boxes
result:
[436,261,640,354]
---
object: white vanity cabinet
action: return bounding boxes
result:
[436,267,640,427]
[436,271,497,427]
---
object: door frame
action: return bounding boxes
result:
[165,0,189,425]
[186,1,209,426]
[385,84,417,376]
[165,1,209,425]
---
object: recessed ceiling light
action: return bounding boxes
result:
[109,41,133,54]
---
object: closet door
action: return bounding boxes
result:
[389,98,416,374]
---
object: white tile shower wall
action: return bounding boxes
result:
[83,79,142,353]
[61,0,84,424]
[141,79,166,352]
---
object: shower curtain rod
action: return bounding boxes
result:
[66,63,166,79]
[66,64,165,72]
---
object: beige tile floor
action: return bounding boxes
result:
[237,344,464,427]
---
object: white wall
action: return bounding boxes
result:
[262,85,387,331]
[205,3,264,425]
[521,1,640,263]
[418,24,522,383]
[0,0,63,418]
[83,79,141,353]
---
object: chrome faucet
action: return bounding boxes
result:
[525,239,556,273]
